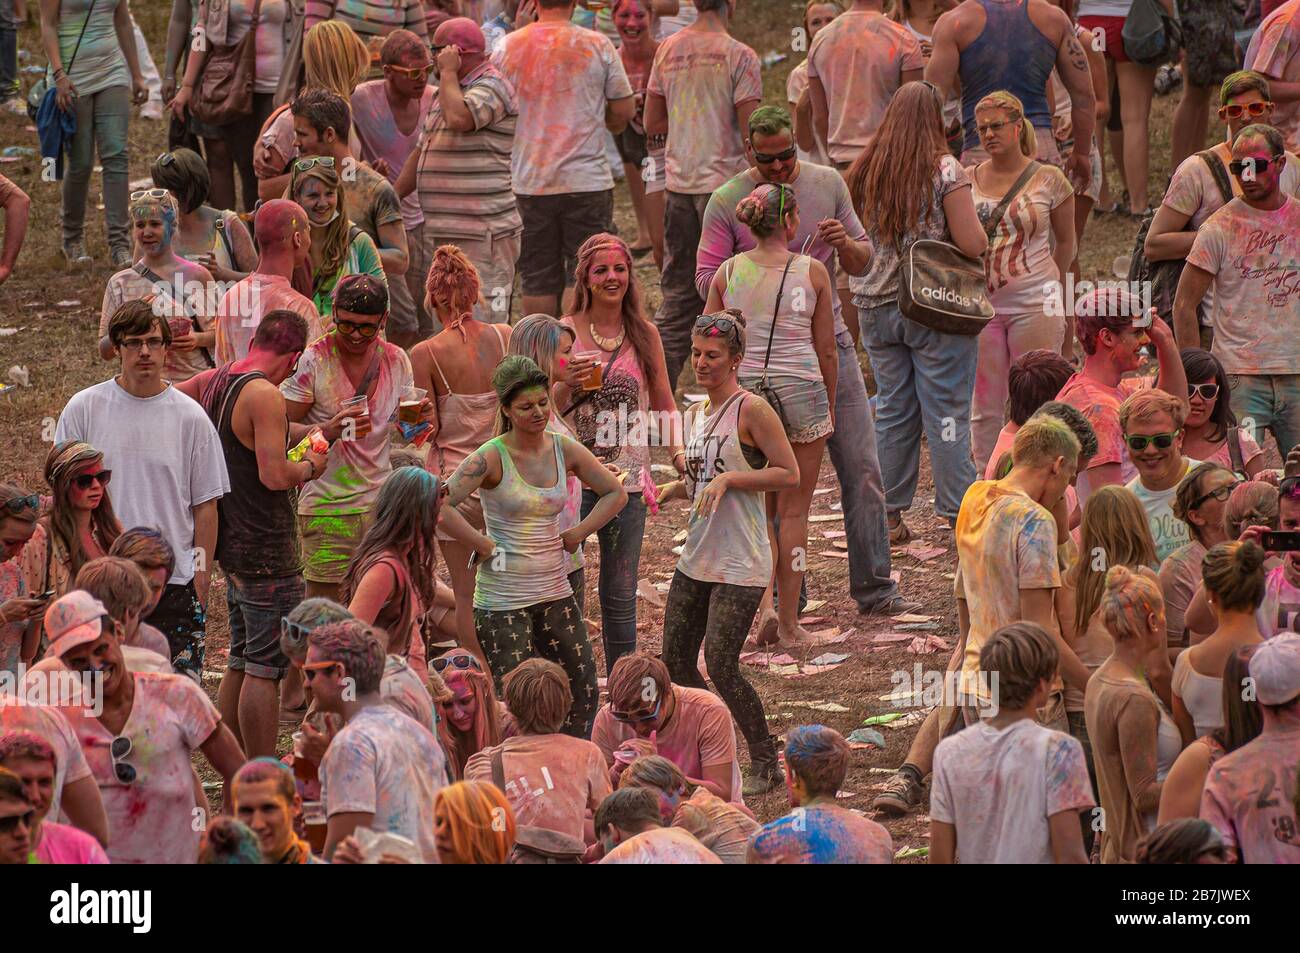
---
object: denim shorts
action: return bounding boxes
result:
[740,373,833,444]
[226,572,305,679]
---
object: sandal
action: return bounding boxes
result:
[887,514,912,545]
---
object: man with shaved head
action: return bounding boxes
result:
[215,200,323,364]
[396,16,522,325]
[353,30,436,348]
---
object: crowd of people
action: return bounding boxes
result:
[0,0,1297,865]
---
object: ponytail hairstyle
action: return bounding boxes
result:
[424,244,484,327]
[1223,481,1279,539]
[975,90,1036,157]
[1201,540,1267,614]
[508,314,577,391]
[1100,564,1164,643]
[491,355,552,436]
[566,233,664,399]
[1071,485,1157,636]
[734,183,797,240]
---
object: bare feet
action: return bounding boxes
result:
[754,609,780,646]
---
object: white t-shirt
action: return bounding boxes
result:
[1124,458,1199,564]
[1257,563,1300,637]
[54,380,230,584]
[0,700,91,821]
[653,1,697,41]
[320,704,447,864]
[931,718,1095,863]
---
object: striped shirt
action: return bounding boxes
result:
[415,64,521,239]
[304,0,428,39]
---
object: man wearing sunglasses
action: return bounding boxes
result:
[696,105,916,618]
[1246,1,1300,154]
[1121,389,1200,563]
[0,732,107,864]
[0,767,34,864]
[47,590,245,864]
[1175,123,1300,459]
[1147,71,1300,337]
[56,300,230,679]
[352,30,437,347]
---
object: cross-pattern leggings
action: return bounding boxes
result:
[474,594,599,738]
[661,569,770,750]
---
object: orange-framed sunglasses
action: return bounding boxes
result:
[1218,100,1272,120]
[302,660,340,682]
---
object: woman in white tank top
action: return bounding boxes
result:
[704,183,837,647]
[441,356,627,737]
[657,309,800,795]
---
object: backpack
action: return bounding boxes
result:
[1122,0,1183,65]
[1128,149,1232,326]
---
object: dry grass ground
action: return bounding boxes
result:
[0,1,1212,856]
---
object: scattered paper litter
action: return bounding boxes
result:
[892,613,934,623]
[802,600,826,612]
[789,700,850,713]
[835,790,857,799]
[672,528,688,544]
[879,689,918,704]
[820,528,846,539]
[890,570,901,583]
[671,545,684,556]
[862,712,907,726]
[797,615,827,626]
[810,652,849,665]
[0,328,18,337]
[896,622,939,631]
[55,300,81,307]
[832,539,848,550]
[817,550,848,559]
[904,543,947,561]
[809,514,845,523]
[635,578,665,607]
[813,487,834,495]
[907,634,950,654]
[769,663,801,676]
[871,631,915,643]
[846,727,886,748]
[830,501,842,511]
[895,846,929,860]
[882,710,930,730]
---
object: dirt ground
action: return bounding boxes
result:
[0,3,1201,860]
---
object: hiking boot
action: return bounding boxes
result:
[860,594,922,617]
[887,513,912,545]
[742,739,782,797]
[111,245,133,269]
[871,771,922,816]
[62,241,92,265]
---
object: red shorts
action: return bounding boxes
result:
[1079,15,1129,64]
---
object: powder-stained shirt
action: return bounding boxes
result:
[931,719,1095,863]
[953,480,1061,700]
[1125,458,1198,564]
[0,701,90,820]
[1158,539,1206,648]
[1163,144,1300,231]
[970,162,1073,314]
[215,272,324,365]
[101,267,214,384]
[465,733,611,841]
[591,686,744,804]
[415,63,521,239]
[1186,196,1300,376]
[34,821,109,864]
[1054,372,1151,494]
[320,704,446,864]
[313,231,386,321]
[351,80,434,232]
[1200,724,1300,863]
[646,29,761,195]
[50,0,128,98]
[304,0,427,40]
[805,10,925,164]
[280,335,412,515]
[343,162,405,249]
[1246,3,1300,153]
[600,825,722,864]
[492,21,633,195]
[0,550,31,676]
[66,672,220,864]
[748,804,894,864]
[1256,564,1300,638]
[381,654,435,735]
[786,60,831,166]
[674,787,760,864]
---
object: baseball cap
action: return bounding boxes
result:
[1248,632,1300,705]
[44,591,109,658]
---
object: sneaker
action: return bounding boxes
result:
[140,100,164,121]
[871,772,922,816]
[62,241,92,265]
[111,246,133,269]
[859,594,922,617]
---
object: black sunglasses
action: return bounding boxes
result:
[694,314,738,336]
[334,318,382,339]
[111,735,136,785]
[73,470,112,490]
[1229,155,1283,177]
[2,494,39,515]
[753,145,797,164]
[0,809,34,835]
[432,654,482,674]
[1125,431,1180,452]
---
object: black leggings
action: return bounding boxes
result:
[661,569,769,749]
[474,594,598,738]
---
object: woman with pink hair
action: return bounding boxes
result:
[434,648,504,780]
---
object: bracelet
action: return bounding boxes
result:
[53,68,65,79]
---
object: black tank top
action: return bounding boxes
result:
[201,366,301,577]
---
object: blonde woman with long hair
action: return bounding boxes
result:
[846,81,988,541]
[256,19,371,201]
[289,157,385,319]
[967,89,1076,474]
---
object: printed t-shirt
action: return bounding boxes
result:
[1200,723,1300,863]
[1125,457,1199,563]
[748,804,895,863]
[1246,4,1300,153]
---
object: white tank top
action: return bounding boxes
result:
[679,392,771,588]
[474,434,574,612]
[722,254,823,382]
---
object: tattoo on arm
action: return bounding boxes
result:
[445,451,488,507]
[1064,33,1089,75]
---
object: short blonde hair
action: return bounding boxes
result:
[1011,413,1080,468]
[74,557,151,621]
[1120,389,1186,433]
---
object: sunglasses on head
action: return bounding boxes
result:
[130,188,170,202]
[1192,479,1241,509]
[334,318,382,338]
[753,145,797,165]
[280,617,313,644]
[1218,101,1272,120]
[155,151,176,167]
[73,470,112,490]
[0,809,34,835]
[610,695,662,725]
[694,314,738,337]
[1125,430,1181,452]
[294,156,336,173]
[2,494,39,515]
[432,654,482,674]
[1188,382,1220,401]
[1229,155,1283,178]
[111,735,136,785]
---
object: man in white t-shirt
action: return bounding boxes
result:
[1121,389,1199,564]
[644,0,762,388]
[931,622,1094,864]
[1175,124,1300,458]
[55,300,230,679]
[491,0,635,318]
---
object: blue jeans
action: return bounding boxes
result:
[226,572,305,680]
[580,488,646,673]
[859,302,979,521]
[63,84,131,252]
[1227,373,1300,461]
[826,333,901,609]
